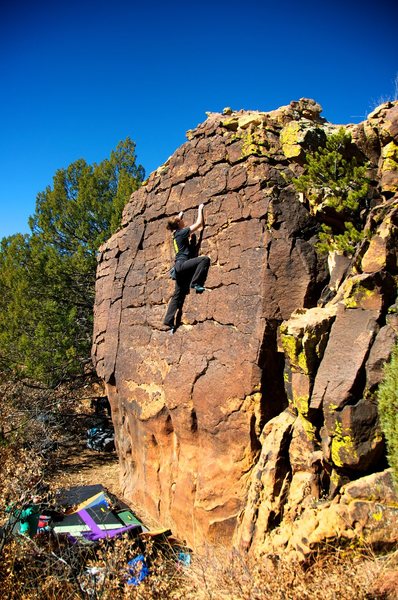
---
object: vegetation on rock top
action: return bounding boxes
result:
[292,127,370,255]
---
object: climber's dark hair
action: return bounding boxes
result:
[167,217,181,231]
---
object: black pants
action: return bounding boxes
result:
[164,256,210,327]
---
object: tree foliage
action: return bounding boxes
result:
[316,222,367,256]
[293,128,370,255]
[377,341,398,488]
[0,138,144,385]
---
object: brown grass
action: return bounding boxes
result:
[180,544,398,600]
[1,379,397,599]
[1,534,397,599]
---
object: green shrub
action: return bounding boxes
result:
[377,341,398,487]
[316,222,365,256]
[293,128,369,256]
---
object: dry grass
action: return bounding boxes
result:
[1,533,397,599]
[183,544,398,600]
[1,378,397,599]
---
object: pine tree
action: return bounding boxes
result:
[0,138,144,385]
[293,128,370,255]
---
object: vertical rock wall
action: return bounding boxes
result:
[92,99,398,553]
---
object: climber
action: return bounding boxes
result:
[163,203,210,333]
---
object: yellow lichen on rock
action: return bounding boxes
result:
[331,421,358,468]
[298,413,316,441]
[342,275,383,310]
[380,140,398,192]
[238,114,263,129]
[381,141,398,171]
[222,117,239,131]
[280,307,337,377]
[280,331,301,370]
[293,394,310,417]
[280,121,303,158]
[241,130,268,158]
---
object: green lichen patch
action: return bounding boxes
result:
[382,140,398,162]
[301,328,330,375]
[280,121,303,158]
[299,413,316,441]
[297,350,309,374]
[241,129,270,158]
[330,469,349,490]
[383,158,398,172]
[342,277,381,310]
[294,394,310,418]
[280,311,335,378]
[222,118,239,131]
[372,507,383,521]
[331,421,358,468]
[280,332,301,370]
[238,114,263,129]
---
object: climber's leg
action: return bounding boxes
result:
[163,272,190,328]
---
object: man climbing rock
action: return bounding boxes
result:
[163,203,210,332]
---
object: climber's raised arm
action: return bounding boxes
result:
[189,203,204,233]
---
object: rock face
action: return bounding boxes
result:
[92,99,398,555]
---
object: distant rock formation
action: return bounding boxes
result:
[92,98,398,556]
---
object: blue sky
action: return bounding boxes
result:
[1,0,397,240]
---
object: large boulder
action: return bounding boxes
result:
[92,99,398,553]
[264,469,398,560]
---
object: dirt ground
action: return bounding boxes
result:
[46,408,160,529]
[50,440,123,498]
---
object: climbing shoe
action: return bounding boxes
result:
[191,284,205,293]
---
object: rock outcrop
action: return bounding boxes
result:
[92,98,398,556]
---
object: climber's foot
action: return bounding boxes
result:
[191,284,205,294]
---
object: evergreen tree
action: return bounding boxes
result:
[293,128,370,255]
[0,138,144,385]
[0,234,33,378]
